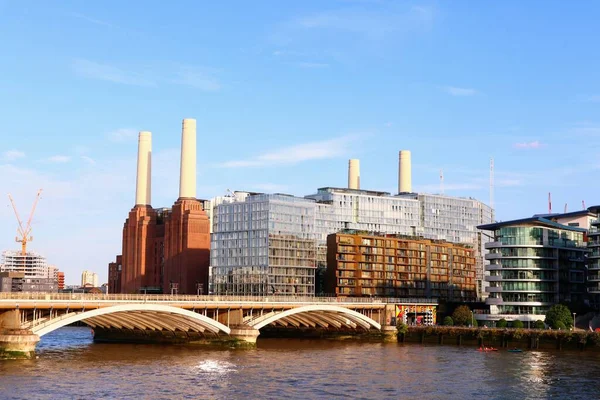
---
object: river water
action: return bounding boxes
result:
[0,327,598,399]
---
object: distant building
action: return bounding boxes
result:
[1,250,49,278]
[477,217,587,324]
[57,271,65,290]
[586,207,600,309]
[81,270,99,288]
[327,232,477,301]
[0,272,58,293]
[108,255,122,294]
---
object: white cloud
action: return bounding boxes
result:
[3,150,25,161]
[297,62,330,68]
[443,86,478,96]
[513,141,544,149]
[72,59,156,87]
[67,12,113,28]
[384,122,393,127]
[107,128,138,142]
[583,95,600,103]
[47,155,71,163]
[171,66,221,91]
[81,156,96,165]
[217,135,360,168]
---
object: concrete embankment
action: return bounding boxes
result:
[399,326,600,351]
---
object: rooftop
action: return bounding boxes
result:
[478,217,587,233]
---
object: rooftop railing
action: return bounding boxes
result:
[0,292,438,304]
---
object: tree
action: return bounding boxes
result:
[545,304,573,329]
[511,320,524,329]
[556,321,566,330]
[443,316,454,326]
[534,320,545,329]
[496,318,508,328]
[452,305,473,326]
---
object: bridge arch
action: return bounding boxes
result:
[32,303,231,337]
[248,305,381,331]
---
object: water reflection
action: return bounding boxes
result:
[1,328,600,399]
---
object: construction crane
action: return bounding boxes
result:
[583,200,586,210]
[8,189,42,255]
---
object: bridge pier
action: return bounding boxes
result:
[381,325,398,342]
[229,326,260,346]
[0,310,39,359]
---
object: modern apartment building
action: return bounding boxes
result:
[587,207,600,308]
[1,250,49,278]
[477,217,587,324]
[211,193,318,295]
[326,232,477,300]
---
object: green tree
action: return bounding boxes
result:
[511,320,524,329]
[556,321,567,330]
[452,305,473,326]
[443,316,454,326]
[545,304,573,329]
[534,320,545,329]
[496,318,508,328]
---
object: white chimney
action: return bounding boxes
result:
[179,118,197,199]
[398,150,412,193]
[135,131,152,206]
[348,159,360,190]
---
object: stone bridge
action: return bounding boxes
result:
[0,293,437,358]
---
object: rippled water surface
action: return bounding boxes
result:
[1,327,599,399]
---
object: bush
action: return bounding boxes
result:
[545,304,573,329]
[396,321,408,335]
[452,305,473,326]
[443,316,454,326]
[496,318,508,328]
[556,321,567,330]
[511,320,524,329]
[534,320,545,329]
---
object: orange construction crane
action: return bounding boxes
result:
[8,189,42,255]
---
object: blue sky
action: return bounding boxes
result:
[1,1,599,285]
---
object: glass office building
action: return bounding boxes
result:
[477,217,586,323]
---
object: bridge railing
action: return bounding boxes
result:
[0,292,438,305]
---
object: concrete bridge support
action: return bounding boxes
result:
[228,326,260,345]
[0,310,39,359]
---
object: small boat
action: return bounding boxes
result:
[478,346,498,352]
[508,348,523,353]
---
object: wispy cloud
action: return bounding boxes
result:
[107,128,138,142]
[384,122,393,127]
[81,156,96,165]
[72,59,156,87]
[67,12,113,28]
[217,135,360,168]
[296,62,329,69]
[47,155,70,163]
[2,150,25,161]
[513,141,544,149]
[294,6,433,39]
[582,95,600,103]
[442,86,478,96]
[171,66,221,91]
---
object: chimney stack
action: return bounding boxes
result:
[348,159,360,190]
[135,131,152,206]
[398,150,412,193]
[179,118,197,199]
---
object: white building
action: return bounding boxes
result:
[1,250,49,278]
[81,270,99,287]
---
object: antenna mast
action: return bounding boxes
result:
[440,169,444,195]
[548,192,552,214]
[489,158,494,219]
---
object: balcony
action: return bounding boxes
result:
[486,297,503,305]
[486,263,502,271]
[485,286,502,293]
[484,241,503,249]
[485,275,502,282]
[485,253,502,260]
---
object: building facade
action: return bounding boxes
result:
[1,251,49,278]
[477,217,587,323]
[210,187,492,297]
[326,232,477,300]
[81,270,99,287]
[588,208,600,308]
[211,194,318,295]
[108,255,122,294]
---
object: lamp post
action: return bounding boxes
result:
[573,312,577,331]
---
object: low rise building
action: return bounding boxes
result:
[477,217,587,324]
[326,232,477,301]
[108,255,122,294]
